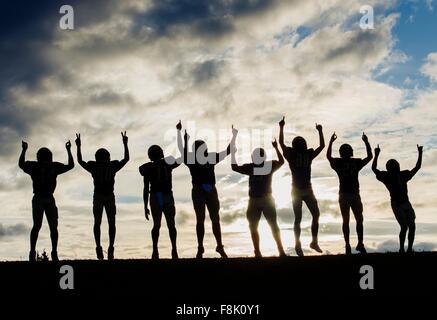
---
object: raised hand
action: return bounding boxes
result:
[232,125,238,136]
[121,131,128,145]
[330,132,337,143]
[417,144,423,153]
[279,116,285,127]
[272,138,278,148]
[316,123,323,132]
[66,140,72,150]
[362,132,368,143]
[176,120,182,131]
[22,141,28,151]
[75,133,81,147]
[375,144,381,156]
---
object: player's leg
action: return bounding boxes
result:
[292,190,304,256]
[150,193,163,259]
[105,195,117,260]
[206,188,227,258]
[93,194,104,259]
[247,198,262,257]
[192,187,206,258]
[45,196,59,261]
[406,204,416,253]
[30,195,44,261]
[351,195,366,253]
[304,191,322,253]
[163,195,178,259]
[339,195,351,255]
[392,202,407,253]
[263,197,286,257]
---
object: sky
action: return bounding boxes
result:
[1,0,437,260]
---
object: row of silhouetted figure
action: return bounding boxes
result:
[18,118,423,261]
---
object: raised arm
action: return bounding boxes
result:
[176,120,183,155]
[313,123,325,158]
[183,129,190,164]
[278,116,287,152]
[119,131,130,167]
[230,127,244,173]
[326,132,337,162]
[217,125,238,163]
[410,144,423,177]
[75,133,91,171]
[272,138,284,165]
[372,144,381,174]
[65,140,74,170]
[19,141,28,170]
[361,132,373,166]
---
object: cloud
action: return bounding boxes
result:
[0,223,28,238]
[132,0,277,38]
[421,52,437,82]
[1,0,437,260]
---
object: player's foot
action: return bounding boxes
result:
[310,241,323,253]
[171,249,179,259]
[196,246,204,259]
[108,246,114,260]
[345,244,352,255]
[254,249,262,258]
[356,243,367,254]
[407,247,414,254]
[51,251,59,262]
[399,247,405,254]
[152,250,159,260]
[295,244,304,257]
[29,250,36,262]
[216,245,228,258]
[96,246,104,260]
[278,249,287,258]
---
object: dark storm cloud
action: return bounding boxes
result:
[323,30,387,65]
[0,0,119,156]
[174,59,226,87]
[0,223,28,238]
[192,60,224,84]
[0,1,59,155]
[133,0,276,38]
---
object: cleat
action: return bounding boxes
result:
[196,246,204,259]
[216,245,228,258]
[295,245,304,257]
[29,250,36,262]
[356,243,367,254]
[151,250,159,260]
[310,241,323,253]
[51,251,59,262]
[96,246,104,260]
[108,246,114,260]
